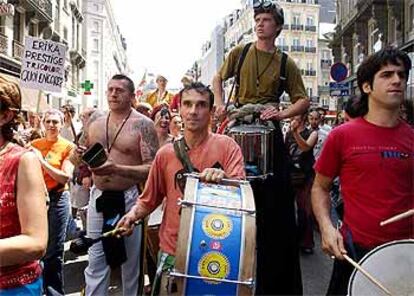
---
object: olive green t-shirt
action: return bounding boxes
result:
[219,43,307,105]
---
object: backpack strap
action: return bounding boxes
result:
[275,52,288,99]
[173,137,195,173]
[226,42,253,109]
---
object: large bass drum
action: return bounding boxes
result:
[227,123,275,180]
[348,239,414,295]
[172,175,256,295]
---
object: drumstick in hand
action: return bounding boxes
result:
[343,254,393,296]
[380,209,414,226]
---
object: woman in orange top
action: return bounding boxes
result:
[0,75,47,295]
[31,109,74,296]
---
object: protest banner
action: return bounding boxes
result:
[20,36,66,93]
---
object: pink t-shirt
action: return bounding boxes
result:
[138,133,246,255]
[315,118,414,249]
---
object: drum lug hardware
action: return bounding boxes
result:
[177,199,255,215]
[169,271,255,287]
[199,240,207,248]
[184,173,250,186]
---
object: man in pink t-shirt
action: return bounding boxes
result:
[312,47,414,295]
[117,82,245,295]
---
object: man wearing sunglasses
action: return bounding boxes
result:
[212,1,309,294]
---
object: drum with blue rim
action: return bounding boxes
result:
[172,174,256,295]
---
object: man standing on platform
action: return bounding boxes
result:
[212,1,309,294]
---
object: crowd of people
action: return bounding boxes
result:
[0,2,413,296]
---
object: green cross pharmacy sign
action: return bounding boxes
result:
[81,80,94,95]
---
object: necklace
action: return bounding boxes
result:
[105,109,133,154]
[255,46,277,88]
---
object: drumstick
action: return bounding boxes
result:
[343,254,393,296]
[380,209,414,226]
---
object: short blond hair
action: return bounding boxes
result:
[43,108,65,124]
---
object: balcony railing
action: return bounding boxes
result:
[290,24,303,31]
[283,24,289,30]
[318,85,330,93]
[70,0,84,22]
[320,59,332,68]
[0,32,8,55]
[12,39,24,60]
[305,25,317,32]
[305,46,316,53]
[277,45,289,52]
[303,69,317,76]
[25,0,53,22]
[290,45,304,52]
[69,48,86,68]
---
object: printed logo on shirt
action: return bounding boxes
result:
[381,151,411,159]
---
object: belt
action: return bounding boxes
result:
[48,190,64,201]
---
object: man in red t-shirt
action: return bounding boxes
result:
[117,82,245,294]
[312,47,414,295]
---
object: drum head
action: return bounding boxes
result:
[348,239,414,296]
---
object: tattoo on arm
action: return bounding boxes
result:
[137,119,159,164]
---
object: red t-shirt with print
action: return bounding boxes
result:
[314,118,414,249]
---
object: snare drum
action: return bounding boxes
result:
[173,176,256,295]
[227,123,275,179]
[348,239,414,295]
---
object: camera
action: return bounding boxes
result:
[81,142,107,168]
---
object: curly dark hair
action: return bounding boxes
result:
[356,47,412,116]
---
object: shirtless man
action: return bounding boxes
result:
[77,74,158,296]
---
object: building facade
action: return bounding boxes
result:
[332,0,414,100]
[277,0,320,105]
[0,0,85,112]
[318,23,335,110]
[199,25,224,85]
[82,0,128,109]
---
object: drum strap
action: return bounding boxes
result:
[173,137,195,173]
[231,42,253,108]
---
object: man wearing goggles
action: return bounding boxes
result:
[212,1,309,295]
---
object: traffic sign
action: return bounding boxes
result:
[330,62,348,82]
[329,82,349,90]
[329,82,350,96]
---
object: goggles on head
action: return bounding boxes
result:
[253,1,284,25]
